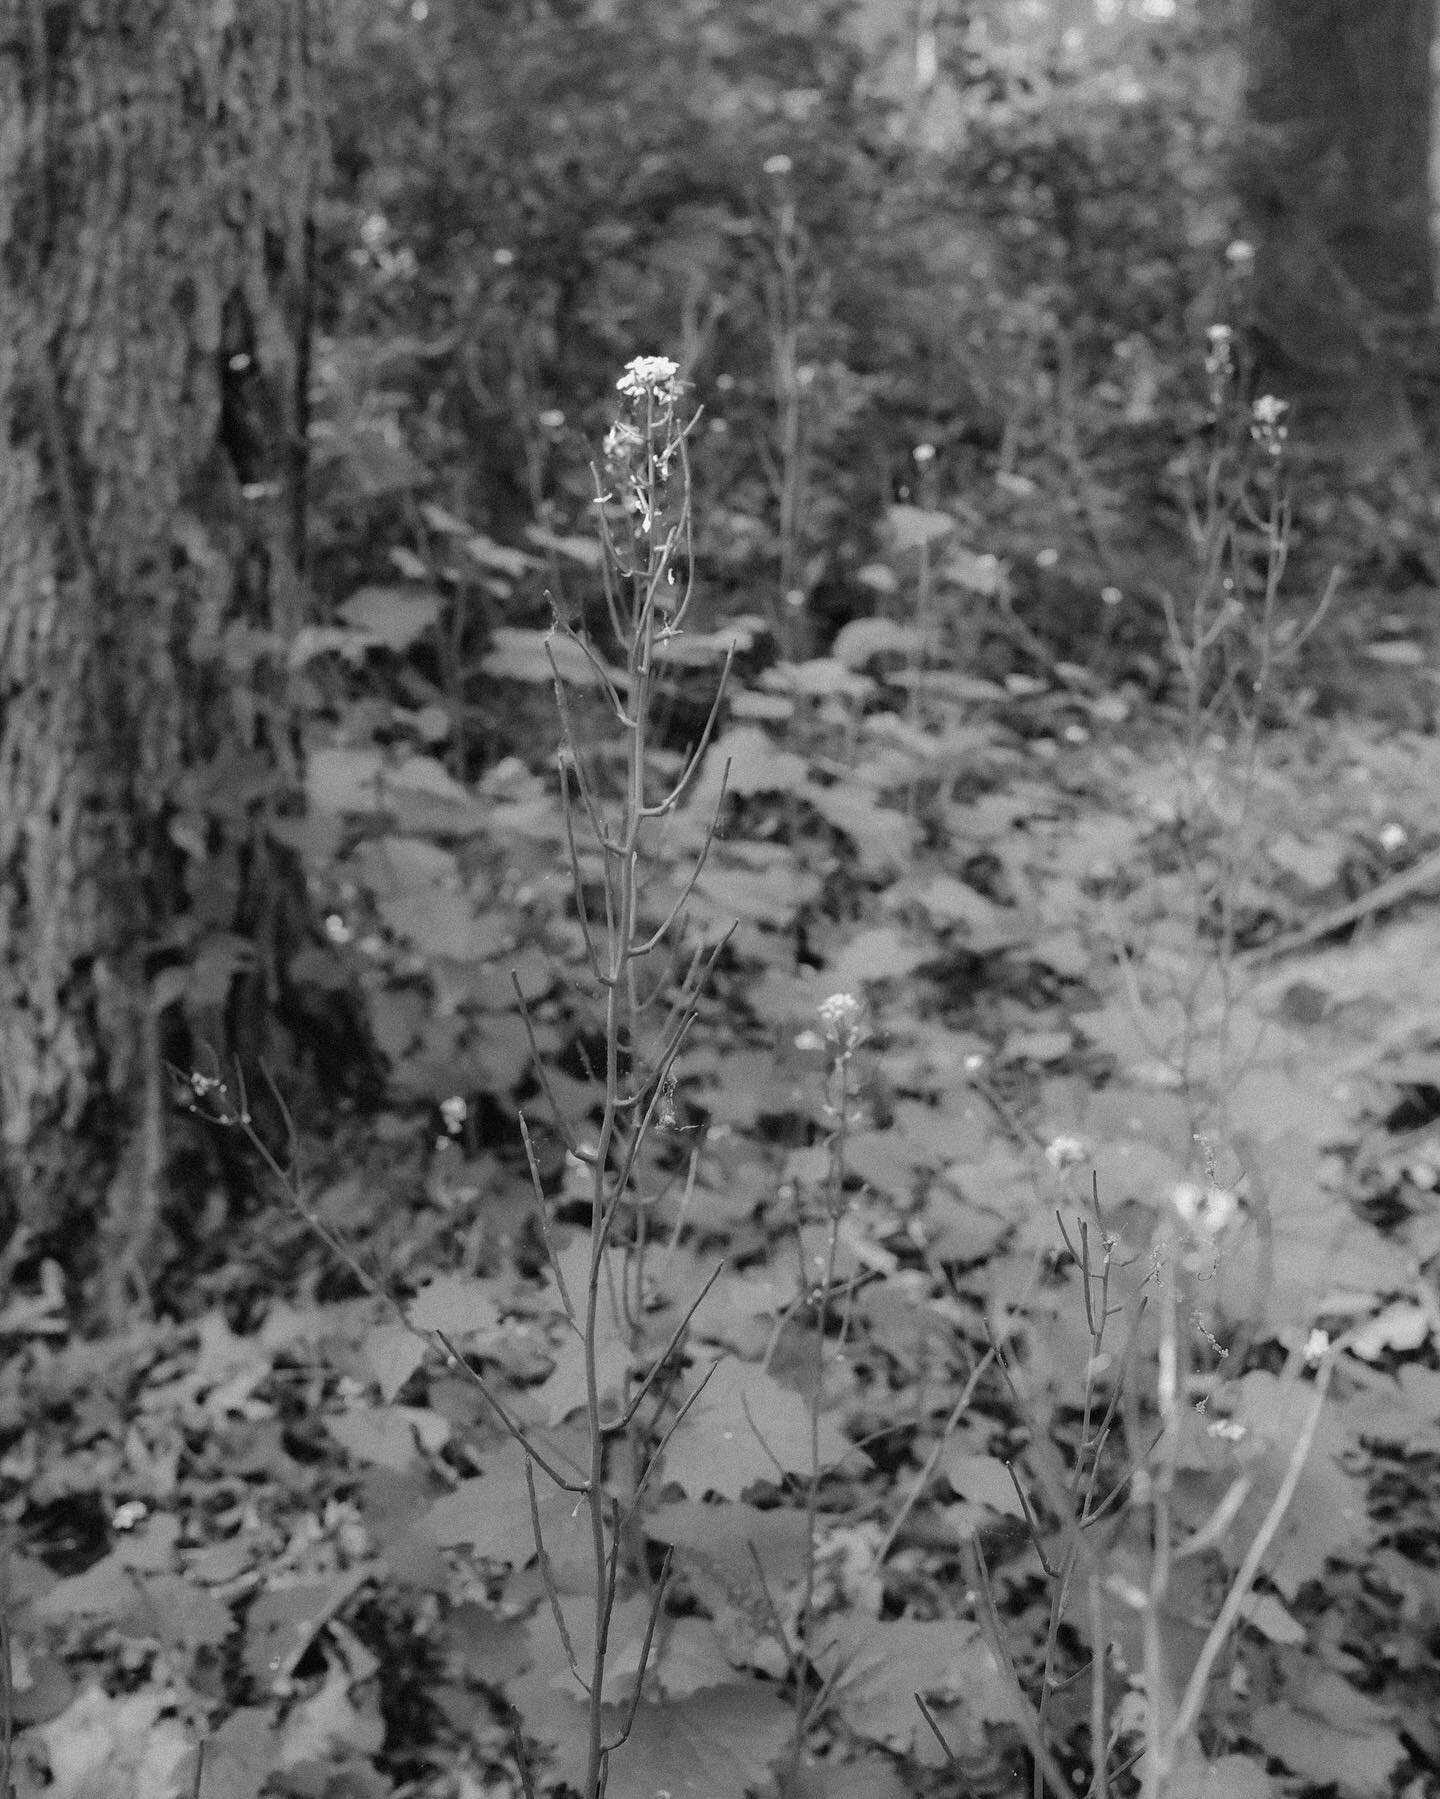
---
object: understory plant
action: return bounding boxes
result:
[1127,252,1338,1097]
[188,355,733,1799]
[503,350,734,1798]
[928,304,1347,1799]
[176,331,1355,1799]
[937,1174,1346,1799]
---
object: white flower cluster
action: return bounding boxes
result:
[818,991,866,1053]
[1250,393,1288,458]
[1205,322,1235,407]
[1170,1179,1239,1238]
[602,357,687,535]
[616,355,681,402]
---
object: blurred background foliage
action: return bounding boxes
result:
[311,0,1261,695]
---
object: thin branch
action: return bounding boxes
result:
[550,620,628,725]
[628,1357,719,1519]
[1166,1352,1337,1758]
[511,1710,539,1799]
[511,972,581,1157]
[527,1457,585,1691]
[876,1343,997,1564]
[559,773,604,981]
[518,1112,577,1329]
[604,1550,674,1752]
[632,783,733,956]
[645,645,735,816]
[433,1330,585,1490]
[608,1261,725,1433]
[959,1533,1081,1799]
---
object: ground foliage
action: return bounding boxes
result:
[7,1,1440,1797]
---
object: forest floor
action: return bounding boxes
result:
[10,485,1440,1799]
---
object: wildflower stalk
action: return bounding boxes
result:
[942,1183,1145,1799]
[531,354,730,1799]
[781,994,865,1782]
[195,357,731,1799]
[1148,285,1335,1095]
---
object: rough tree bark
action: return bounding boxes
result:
[0,0,324,1298]
[1238,0,1436,456]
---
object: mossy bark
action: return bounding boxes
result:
[0,0,324,1281]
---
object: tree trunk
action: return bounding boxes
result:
[0,0,324,1297]
[1238,0,1436,456]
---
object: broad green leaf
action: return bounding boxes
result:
[771,656,873,700]
[828,924,929,990]
[711,723,809,795]
[425,1459,584,1570]
[40,1687,191,1799]
[806,782,916,874]
[814,1615,1007,1749]
[376,885,510,961]
[645,1499,813,1594]
[336,585,443,650]
[832,616,922,666]
[940,544,1007,595]
[482,624,614,685]
[405,1273,500,1345]
[1165,1752,1277,1799]
[937,1451,1026,1517]
[885,503,956,550]
[663,1360,849,1499]
[363,1324,426,1402]
[1252,1696,1404,1798]
[305,745,387,814]
[1350,1298,1432,1361]
[524,523,604,567]
[326,1405,450,1471]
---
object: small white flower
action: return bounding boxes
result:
[492,246,516,267]
[538,408,565,431]
[1207,1417,1247,1443]
[913,442,936,465]
[1225,239,1255,268]
[1044,1135,1089,1171]
[764,153,794,177]
[324,913,352,946]
[818,992,866,1050]
[818,992,861,1030]
[1250,394,1288,456]
[603,419,643,462]
[1380,822,1407,854]
[1171,1180,1239,1236]
[1304,1328,1330,1366]
[440,1095,468,1136]
[616,355,680,400]
[1206,323,1234,346]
